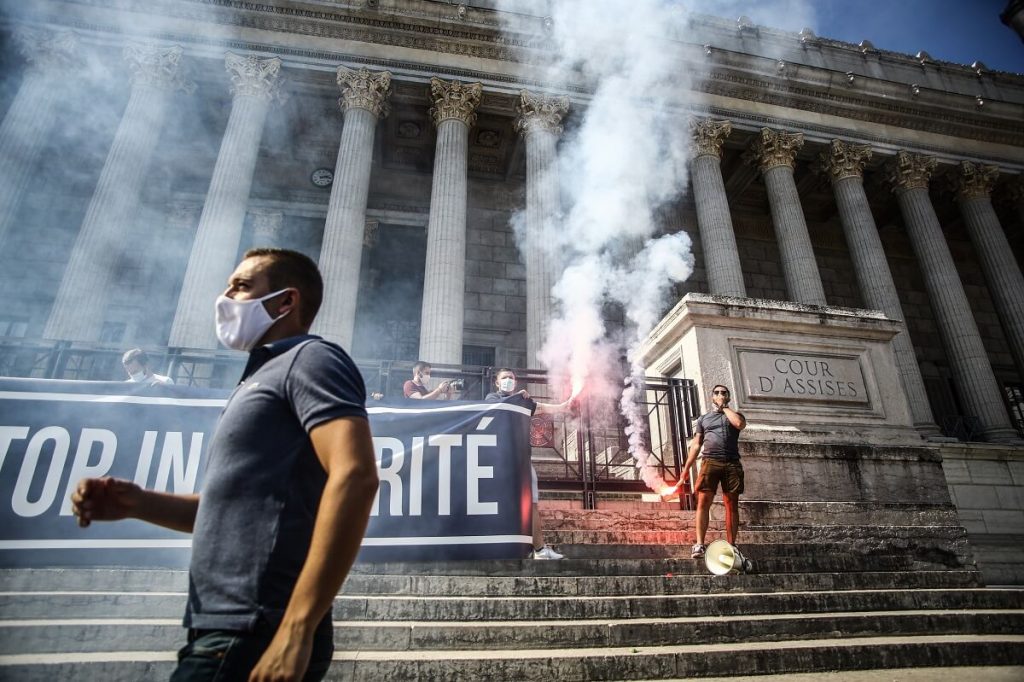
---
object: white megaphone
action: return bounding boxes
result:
[705,539,754,575]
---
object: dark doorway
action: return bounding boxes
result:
[351,224,426,363]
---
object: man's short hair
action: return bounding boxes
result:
[493,367,515,383]
[711,384,730,394]
[122,348,149,367]
[244,248,323,327]
[413,361,431,375]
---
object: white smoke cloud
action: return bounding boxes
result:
[497,0,702,492]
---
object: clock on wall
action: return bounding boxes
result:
[310,168,333,187]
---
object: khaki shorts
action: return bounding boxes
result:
[695,458,744,495]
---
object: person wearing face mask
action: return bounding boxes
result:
[403,361,452,399]
[485,368,571,560]
[677,384,747,560]
[122,348,173,385]
[72,248,379,682]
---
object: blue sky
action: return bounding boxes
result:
[693,0,1023,73]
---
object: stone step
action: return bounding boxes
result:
[555,542,970,565]
[539,502,962,530]
[544,526,970,546]
[4,586,1020,622]
[2,634,1022,681]
[0,552,922,590]
[3,610,1022,655]
[333,587,1024,621]
[0,571,982,620]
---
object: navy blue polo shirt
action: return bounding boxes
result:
[695,410,743,461]
[185,334,367,632]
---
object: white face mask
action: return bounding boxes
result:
[498,377,516,393]
[215,288,291,351]
[127,370,146,383]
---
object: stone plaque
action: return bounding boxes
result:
[739,350,868,405]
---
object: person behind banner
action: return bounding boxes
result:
[403,361,452,400]
[679,384,747,560]
[122,348,174,385]
[486,368,571,560]
[73,248,379,682]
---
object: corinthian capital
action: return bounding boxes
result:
[226,53,283,102]
[124,43,193,93]
[514,90,569,136]
[688,119,732,159]
[886,151,937,193]
[955,161,999,201]
[820,140,873,182]
[337,67,392,119]
[751,128,804,171]
[429,78,482,127]
[13,28,80,74]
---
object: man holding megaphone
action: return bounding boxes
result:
[680,384,747,560]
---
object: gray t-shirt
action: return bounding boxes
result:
[694,409,743,461]
[185,335,367,632]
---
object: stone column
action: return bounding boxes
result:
[888,151,1019,442]
[313,68,391,348]
[955,161,1024,379]
[418,78,482,365]
[688,119,746,297]
[821,140,942,438]
[250,208,286,248]
[752,128,827,305]
[0,29,79,251]
[45,44,191,341]
[168,53,282,348]
[515,90,569,367]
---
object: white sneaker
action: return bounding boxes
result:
[532,545,564,560]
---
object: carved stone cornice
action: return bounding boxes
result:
[225,52,282,102]
[13,28,80,74]
[886,151,937,193]
[123,43,193,92]
[337,67,392,119]
[514,90,569,137]
[429,77,482,127]
[819,139,873,182]
[955,161,1000,201]
[750,128,804,171]
[688,118,732,159]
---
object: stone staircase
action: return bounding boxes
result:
[1,502,1023,680]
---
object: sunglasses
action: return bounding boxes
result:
[712,390,730,395]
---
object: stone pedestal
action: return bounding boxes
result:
[642,294,921,447]
[638,293,978,528]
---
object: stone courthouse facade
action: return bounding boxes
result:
[1,2,1023,574]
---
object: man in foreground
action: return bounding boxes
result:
[72,248,379,681]
[486,368,571,560]
[680,384,747,560]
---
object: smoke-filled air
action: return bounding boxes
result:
[498,0,704,494]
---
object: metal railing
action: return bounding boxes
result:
[0,339,700,508]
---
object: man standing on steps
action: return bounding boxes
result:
[72,248,379,681]
[680,384,747,560]
[486,368,572,560]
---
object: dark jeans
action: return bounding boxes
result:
[170,622,333,682]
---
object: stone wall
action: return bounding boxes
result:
[940,443,1024,584]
